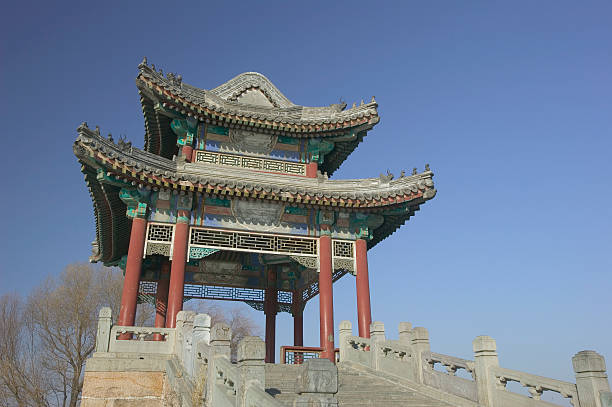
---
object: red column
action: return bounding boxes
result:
[153,260,170,341]
[264,268,277,363]
[166,212,189,328]
[306,162,318,178]
[293,292,304,347]
[182,145,193,162]
[117,217,147,330]
[355,239,372,338]
[318,235,335,362]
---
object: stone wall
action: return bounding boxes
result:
[81,371,177,407]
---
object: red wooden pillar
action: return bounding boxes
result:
[355,239,372,338]
[293,291,304,347]
[117,217,147,330]
[166,210,189,328]
[318,235,335,362]
[182,145,193,162]
[306,162,318,178]
[264,268,277,363]
[153,260,170,341]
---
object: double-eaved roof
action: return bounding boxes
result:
[74,61,436,266]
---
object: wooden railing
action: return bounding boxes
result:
[280,346,340,364]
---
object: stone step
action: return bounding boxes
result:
[336,365,454,407]
[338,403,445,407]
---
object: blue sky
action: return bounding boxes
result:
[1,0,610,388]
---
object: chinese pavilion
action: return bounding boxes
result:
[73,58,436,363]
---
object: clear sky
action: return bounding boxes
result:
[1,0,610,391]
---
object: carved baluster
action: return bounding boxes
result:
[527,384,543,400]
[495,376,508,390]
[445,364,458,376]
[427,359,435,370]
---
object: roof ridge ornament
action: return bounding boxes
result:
[139,56,148,69]
[210,72,295,108]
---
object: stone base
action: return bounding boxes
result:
[81,356,180,406]
[294,394,338,407]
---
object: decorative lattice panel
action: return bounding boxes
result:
[194,150,306,176]
[144,223,175,259]
[146,242,171,257]
[147,223,174,242]
[333,240,354,258]
[189,247,220,260]
[139,282,296,314]
[190,227,317,257]
[278,291,293,304]
[290,255,318,269]
[332,240,355,274]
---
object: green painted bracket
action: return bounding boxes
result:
[96,168,131,188]
[119,188,151,219]
[308,138,335,164]
[350,213,385,240]
[285,206,309,216]
[170,118,198,146]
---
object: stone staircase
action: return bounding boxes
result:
[265,362,456,407]
[336,364,455,407]
[265,363,302,406]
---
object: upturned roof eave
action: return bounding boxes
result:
[74,123,436,210]
[136,65,380,135]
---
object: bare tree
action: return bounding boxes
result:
[25,263,105,407]
[0,263,153,407]
[0,293,51,407]
[0,263,254,406]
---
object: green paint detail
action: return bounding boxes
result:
[96,169,131,187]
[207,125,229,136]
[317,210,335,225]
[189,247,219,260]
[119,188,150,219]
[307,138,335,164]
[350,213,385,240]
[284,206,309,216]
[155,103,183,119]
[176,194,193,211]
[117,255,128,271]
[381,204,410,216]
[170,118,197,146]
[206,196,231,207]
[277,135,299,145]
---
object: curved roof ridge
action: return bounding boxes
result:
[210,72,296,108]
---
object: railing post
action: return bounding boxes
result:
[472,336,499,407]
[238,336,266,404]
[193,313,211,347]
[370,322,385,370]
[338,320,352,363]
[189,313,211,378]
[295,359,338,406]
[210,322,232,359]
[411,327,430,384]
[95,307,112,353]
[398,322,412,344]
[369,321,385,343]
[572,350,611,407]
[175,310,195,369]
